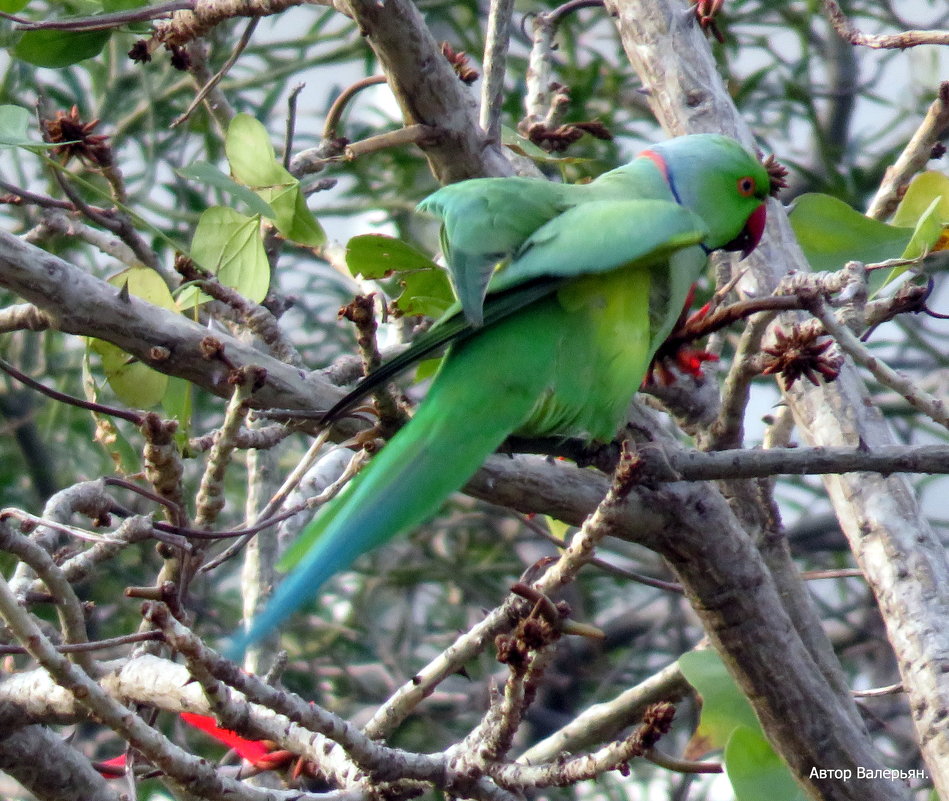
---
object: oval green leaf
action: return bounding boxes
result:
[224,114,325,247]
[346,233,442,279]
[788,193,913,272]
[892,171,949,228]
[225,113,286,187]
[14,29,111,68]
[185,206,270,306]
[89,338,168,408]
[0,104,32,148]
[85,266,176,408]
[100,268,174,404]
[725,726,807,801]
[109,265,177,309]
[678,650,759,748]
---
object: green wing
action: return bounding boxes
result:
[491,198,708,293]
[417,177,574,326]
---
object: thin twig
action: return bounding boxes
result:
[642,747,723,774]
[479,0,516,143]
[323,75,388,140]
[199,426,335,572]
[283,83,306,169]
[0,178,94,210]
[344,124,442,161]
[365,446,642,739]
[0,576,309,801]
[0,630,164,656]
[823,1,949,49]
[865,82,949,221]
[0,522,97,677]
[171,17,260,128]
[0,356,145,424]
[806,295,949,429]
[193,368,264,531]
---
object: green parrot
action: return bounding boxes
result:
[231,133,774,653]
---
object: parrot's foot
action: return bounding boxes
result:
[646,345,719,386]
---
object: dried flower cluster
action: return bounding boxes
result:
[522,119,613,152]
[42,106,112,168]
[761,326,842,389]
[763,153,790,197]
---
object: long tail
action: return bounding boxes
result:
[229,326,551,655]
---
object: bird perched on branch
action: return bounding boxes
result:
[231,133,778,654]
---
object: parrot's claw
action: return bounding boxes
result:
[645,345,719,386]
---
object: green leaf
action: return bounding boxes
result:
[161,377,193,443]
[0,104,66,149]
[725,726,807,801]
[891,171,949,228]
[183,206,270,306]
[788,193,913,272]
[0,104,32,147]
[0,0,30,12]
[680,651,805,801]
[346,234,441,279]
[413,356,441,383]
[282,187,326,247]
[874,198,947,292]
[901,196,945,261]
[678,650,759,749]
[176,162,276,218]
[103,0,146,10]
[346,234,454,318]
[225,113,288,187]
[255,181,326,247]
[14,29,111,68]
[224,113,325,247]
[86,267,177,408]
[89,339,168,408]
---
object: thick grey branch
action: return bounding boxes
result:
[0,230,340,421]
[338,0,514,182]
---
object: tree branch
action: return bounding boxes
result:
[823,1,949,49]
[338,0,515,182]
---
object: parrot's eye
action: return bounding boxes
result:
[737,176,756,197]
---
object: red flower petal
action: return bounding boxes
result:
[181,712,271,764]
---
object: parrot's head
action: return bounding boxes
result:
[641,134,782,259]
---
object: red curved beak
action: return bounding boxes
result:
[723,202,767,260]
